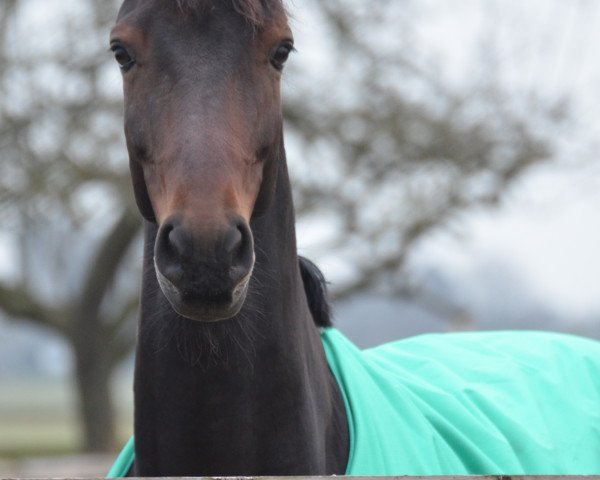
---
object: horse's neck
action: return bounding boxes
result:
[133,157,348,476]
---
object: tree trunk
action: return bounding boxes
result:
[72,332,116,452]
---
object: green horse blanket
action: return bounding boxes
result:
[109,328,600,476]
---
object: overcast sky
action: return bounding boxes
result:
[290,0,600,322]
[413,1,600,321]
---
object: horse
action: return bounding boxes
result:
[108,0,600,476]
[109,0,348,475]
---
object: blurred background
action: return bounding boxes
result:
[1,0,599,476]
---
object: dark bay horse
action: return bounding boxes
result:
[109,0,600,476]
[110,0,349,475]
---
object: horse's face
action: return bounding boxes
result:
[111,0,291,321]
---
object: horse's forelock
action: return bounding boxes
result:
[175,0,281,27]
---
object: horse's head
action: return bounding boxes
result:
[111,0,291,321]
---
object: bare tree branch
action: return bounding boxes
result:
[0,281,66,334]
[73,208,141,329]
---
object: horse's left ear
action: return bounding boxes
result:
[129,159,157,222]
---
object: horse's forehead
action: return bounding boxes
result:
[117,0,285,25]
[176,0,285,21]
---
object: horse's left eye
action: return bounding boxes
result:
[111,44,135,71]
[270,42,294,71]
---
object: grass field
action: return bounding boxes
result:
[0,376,133,459]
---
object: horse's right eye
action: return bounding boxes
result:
[270,42,294,71]
[111,44,135,71]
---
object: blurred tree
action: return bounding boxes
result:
[0,0,570,451]
[285,0,567,300]
[0,0,138,451]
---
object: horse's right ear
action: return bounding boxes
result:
[129,159,156,222]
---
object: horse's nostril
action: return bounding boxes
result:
[223,223,243,258]
[227,219,254,279]
[157,216,190,264]
[168,224,189,258]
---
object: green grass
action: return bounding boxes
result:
[0,377,133,459]
[0,417,77,458]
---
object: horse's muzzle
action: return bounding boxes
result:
[153,215,254,321]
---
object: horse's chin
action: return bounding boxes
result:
[172,297,246,322]
[156,268,250,322]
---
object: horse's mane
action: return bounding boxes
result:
[299,256,333,328]
[176,0,281,27]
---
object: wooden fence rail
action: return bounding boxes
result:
[3,476,600,480]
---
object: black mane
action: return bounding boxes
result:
[299,256,332,328]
